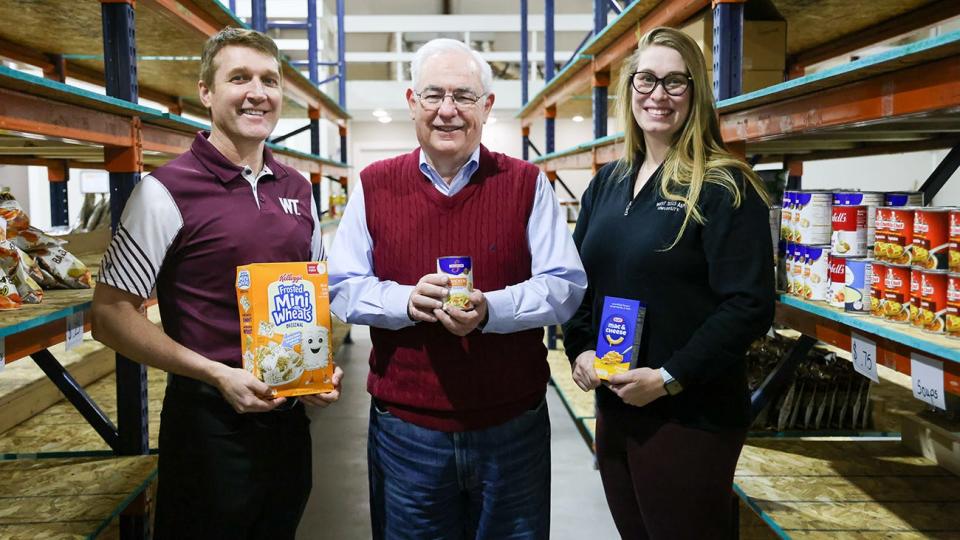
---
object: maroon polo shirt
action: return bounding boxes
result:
[100,131,323,366]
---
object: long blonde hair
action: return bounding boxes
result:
[612,27,770,249]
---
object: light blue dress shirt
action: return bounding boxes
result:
[328,146,587,333]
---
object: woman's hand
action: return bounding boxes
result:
[571,350,601,391]
[606,367,667,407]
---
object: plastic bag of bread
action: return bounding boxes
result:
[0,268,22,310]
[0,199,30,238]
[32,246,92,289]
[0,241,42,303]
[12,226,66,252]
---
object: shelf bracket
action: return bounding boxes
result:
[30,349,120,452]
[919,142,960,203]
[750,334,816,419]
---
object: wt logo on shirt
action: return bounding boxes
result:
[279,198,301,216]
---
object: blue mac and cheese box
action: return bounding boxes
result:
[594,296,647,380]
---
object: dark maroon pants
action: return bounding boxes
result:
[595,404,747,539]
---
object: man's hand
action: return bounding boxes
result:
[571,350,601,392]
[210,363,288,413]
[433,290,487,336]
[408,273,450,323]
[301,366,344,408]
[606,367,668,407]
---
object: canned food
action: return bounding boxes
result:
[437,256,473,309]
[794,190,832,245]
[869,261,885,317]
[882,263,912,323]
[910,268,922,328]
[886,207,916,265]
[947,273,960,339]
[913,208,951,270]
[798,245,811,299]
[834,192,883,245]
[804,245,830,302]
[949,209,960,272]
[920,269,948,334]
[844,258,873,314]
[885,192,924,207]
[790,244,805,297]
[781,192,794,242]
[831,205,868,257]
[827,254,847,308]
[874,207,890,261]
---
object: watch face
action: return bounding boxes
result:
[665,379,682,396]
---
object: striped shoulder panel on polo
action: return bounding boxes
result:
[99,174,183,299]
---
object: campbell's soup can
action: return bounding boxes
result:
[920,269,948,334]
[882,263,912,323]
[913,208,951,270]
[834,191,883,245]
[831,205,868,257]
[949,209,960,272]
[909,268,923,328]
[886,207,916,265]
[844,258,872,314]
[790,244,805,296]
[804,245,830,301]
[874,207,890,261]
[794,190,832,245]
[870,261,885,317]
[946,273,960,339]
[781,192,794,241]
[827,255,848,308]
[886,192,924,207]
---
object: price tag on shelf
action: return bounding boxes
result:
[911,353,946,410]
[850,332,878,382]
[65,312,84,351]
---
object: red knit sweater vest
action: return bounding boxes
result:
[362,145,548,431]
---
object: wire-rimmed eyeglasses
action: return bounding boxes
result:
[415,89,486,111]
[630,71,692,96]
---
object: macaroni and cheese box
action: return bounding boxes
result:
[236,262,335,397]
[594,296,647,381]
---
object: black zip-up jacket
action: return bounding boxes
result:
[562,160,775,430]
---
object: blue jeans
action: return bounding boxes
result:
[368,398,551,540]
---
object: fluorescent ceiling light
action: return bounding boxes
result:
[377,116,392,124]
[572,115,584,123]
[372,108,388,117]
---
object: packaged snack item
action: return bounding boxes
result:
[236,262,335,397]
[0,268,22,310]
[437,256,473,309]
[11,226,66,252]
[593,296,647,381]
[0,241,42,303]
[32,246,92,289]
[0,199,29,238]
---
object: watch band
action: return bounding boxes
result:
[659,367,683,396]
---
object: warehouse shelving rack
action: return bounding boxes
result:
[0,1,350,538]
[523,0,960,537]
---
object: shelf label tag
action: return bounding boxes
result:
[0,338,5,372]
[851,332,878,382]
[911,353,946,410]
[65,312,84,351]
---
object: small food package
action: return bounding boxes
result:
[32,246,92,289]
[594,296,647,381]
[437,256,473,310]
[0,241,42,303]
[12,226,66,252]
[0,199,30,238]
[236,262,335,397]
[0,268,22,310]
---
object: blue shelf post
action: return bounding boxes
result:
[251,0,267,33]
[712,0,745,101]
[42,56,70,227]
[307,0,319,84]
[521,0,530,161]
[592,0,608,140]
[545,0,555,157]
[100,2,149,537]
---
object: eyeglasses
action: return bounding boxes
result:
[630,71,692,96]
[415,90,486,111]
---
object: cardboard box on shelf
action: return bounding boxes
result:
[707,69,785,94]
[681,10,787,72]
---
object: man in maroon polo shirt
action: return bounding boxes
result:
[91,27,343,538]
[328,38,586,539]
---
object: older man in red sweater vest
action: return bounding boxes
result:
[329,38,586,539]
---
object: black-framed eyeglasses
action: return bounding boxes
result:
[415,89,486,111]
[630,71,692,96]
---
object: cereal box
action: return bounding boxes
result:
[236,262,335,397]
[594,296,646,381]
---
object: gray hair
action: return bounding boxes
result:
[410,38,493,95]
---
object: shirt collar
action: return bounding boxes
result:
[418,146,481,193]
[191,131,286,184]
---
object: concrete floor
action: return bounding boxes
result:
[299,325,618,539]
